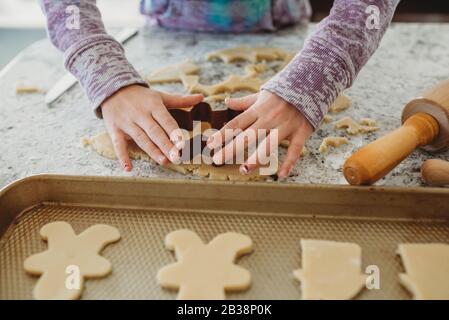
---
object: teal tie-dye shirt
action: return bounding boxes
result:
[140,0,311,32]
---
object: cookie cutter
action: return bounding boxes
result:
[169,102,242,162]
[168,102,241,130]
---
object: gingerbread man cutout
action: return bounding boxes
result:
[157,229,253,300]
[24,221,121,300]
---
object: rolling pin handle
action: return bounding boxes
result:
[343,112,440,186]
[421,159,449,187]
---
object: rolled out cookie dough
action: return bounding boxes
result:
[204,93,229,104]
[82,132,268,181]
[319,137,349,153]
[334,117,379,135]
[293,240,367,300]
[157,229,253,300]
[207,46,292,63]
[323,115,333,124]
[24,221,120,300]
[360,118,377,126]
[147,60,200,84]
[398,243,449,300]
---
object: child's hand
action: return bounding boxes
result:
[101,85,203,171]
[207,91,313,179]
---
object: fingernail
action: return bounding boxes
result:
[171,135,185,150]
[124,163,131,172]
[207,136,214,147]
[224,97,230,104]
[170,149,180,163]
[176,140,185,150]
[212,154,223,166]
[278,170,288,180]
[158,155,166,165]
[240,165,249,175]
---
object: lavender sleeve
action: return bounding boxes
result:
[262,0,400,129]
[39,0,148,117]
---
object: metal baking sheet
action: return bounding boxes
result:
[1,174,448,300]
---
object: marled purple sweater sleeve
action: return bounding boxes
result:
[262,0,400,129]
[39,0,148,117]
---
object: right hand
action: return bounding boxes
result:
[101,85,203,171]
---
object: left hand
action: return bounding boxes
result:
[207,90,314,179]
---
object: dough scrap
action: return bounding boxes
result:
[181,74,264,96]
[24,221,120,300]
[82,132,268,181]
[207,46,292,63]
[15,85,44,94]
[157,229,253,300]
[334,117,379,135]
[329,94,351,113]
[203,93,229,104]
[323,115,333,124]
[244,63,267,77]
[147,60,200,84]
[359,118,377,126]
[398,243,449,300]
[293,240,367,300]
[319,137,349,153]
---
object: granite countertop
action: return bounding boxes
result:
[1,23,449,189]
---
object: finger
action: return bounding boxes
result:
[160,92,204,109]
[278,133,306,179]
[126,125,168,165]
[136,116,179,164]
[212,120,265,166]
[151,107,184,150]
[110,129,132,171]
[225,93,259,111]
[207,109,257,149]
[240,126,288,175]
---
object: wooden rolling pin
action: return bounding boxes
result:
[344,78,449,185]
[421,159,449,186]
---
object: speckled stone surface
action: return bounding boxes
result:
[1,23,449,189]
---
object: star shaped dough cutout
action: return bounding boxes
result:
[157,229,253,300]
[24,221,121,300]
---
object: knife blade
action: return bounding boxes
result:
[45,27,139,105]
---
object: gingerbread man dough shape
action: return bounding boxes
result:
[398,243,449,300]
[157,229,253,300]
[293,240,367,300]
[24,221,121,300]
